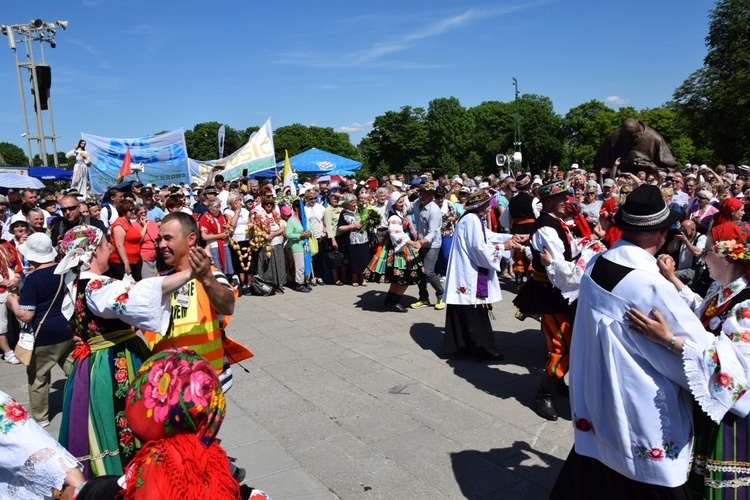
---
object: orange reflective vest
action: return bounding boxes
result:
[143,277,226,372]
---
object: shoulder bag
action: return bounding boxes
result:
[14,274,64,366]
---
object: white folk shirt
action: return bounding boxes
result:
[443,213,512,305]
[570,240,714,487]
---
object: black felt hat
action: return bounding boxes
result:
[614,184,681,231]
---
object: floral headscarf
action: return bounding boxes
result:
[54,225,105,320]
[126,348,225,445]
[122,348,238,499]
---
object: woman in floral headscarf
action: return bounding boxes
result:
[627,221,750,498]
[73,349,271,500]
[363,191,423,312]
[54,226,195,479]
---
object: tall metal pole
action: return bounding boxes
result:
[10,36,34,165]
[513,77,522,159]
[1,19,67,167]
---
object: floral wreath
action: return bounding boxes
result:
[713,238,750,263]
[712,221,750,265]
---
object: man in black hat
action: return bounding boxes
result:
[550,184,715,497]
[514,180,581,421]
[507,173,536,282]
[193,186,217,216]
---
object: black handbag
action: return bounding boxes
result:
[250,275,275,296]
[325,248,346,268]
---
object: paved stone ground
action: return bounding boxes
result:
[1,277,573,499]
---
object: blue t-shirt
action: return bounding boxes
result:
[147,206,165,223]
[18,265,72,346]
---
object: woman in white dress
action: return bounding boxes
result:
[65,140,91,196]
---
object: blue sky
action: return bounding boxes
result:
[0,0,714,161]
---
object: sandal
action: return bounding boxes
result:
[360,282,367,287]
[335,281,344,286]
[352,283,360,287]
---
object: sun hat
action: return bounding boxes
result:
[280,205,292,217]
[18,232,57,263]
[613,184,681,231]
[243,194,254,203]
[9,212,28,227]
[602,179,616,188]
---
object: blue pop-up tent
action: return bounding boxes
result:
[28,167,73,182]
[274,148,362,175]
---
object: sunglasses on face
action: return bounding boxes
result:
[60,206,78,212]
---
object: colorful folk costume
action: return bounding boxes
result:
[0,390,81,499]
[513,181,582,421]
[443,192,514,360]
[551,184,712,499]
[364,193,423,287]
[74,349,271,499]
[55,226,175,478]
[507,174,536,280]
[679,222,750,498]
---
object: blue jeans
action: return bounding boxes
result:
[418,246,444,302]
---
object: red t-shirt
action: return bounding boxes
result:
[109,217,142,265]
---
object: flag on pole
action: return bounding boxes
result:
[116,147,132,183]
[299,198,312,279]
[282,150,297,195]
[218,124,226,158]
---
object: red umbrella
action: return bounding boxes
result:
[312,174,345,184]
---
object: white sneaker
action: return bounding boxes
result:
[4,352,20,365]
[37,420,50,428]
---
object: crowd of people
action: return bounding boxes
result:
[3,157,750,497]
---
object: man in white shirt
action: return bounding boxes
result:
[551,184,715,497]
[215,174,229,210]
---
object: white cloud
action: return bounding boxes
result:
[276,1,548,69]
[604,95,631,107]
[338,122,374,133]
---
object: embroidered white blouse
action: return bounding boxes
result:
[0,390,81,499]
[570,240,715,487]
[443,214,512,305]
[679,276,750,423]
[80,271,172,335]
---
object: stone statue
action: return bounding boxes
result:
[594,118,677,176]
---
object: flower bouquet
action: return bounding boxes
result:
[358,204,382,233]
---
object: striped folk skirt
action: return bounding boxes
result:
[363,236,422,286]
[58,333,151,479]
[689,404,750,498]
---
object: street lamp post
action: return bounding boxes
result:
[1,19,67,167]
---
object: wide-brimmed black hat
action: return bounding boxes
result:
[465,191,493,211]
[614,184,681,231]
[516,174,531,189]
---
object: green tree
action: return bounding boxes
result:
[561,100,620,168]
[185,122,245,161]
[273,124,358,161]
[0,142,29,166]
[360,106,429,173]
[426,97,474,176]
[516,94,564,171]
[672,0,750,163]
[468,100,514,170]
